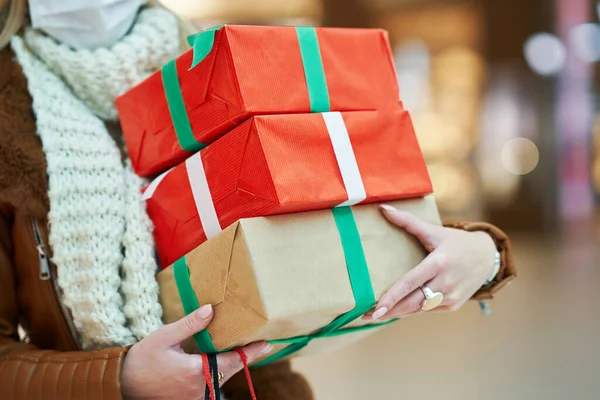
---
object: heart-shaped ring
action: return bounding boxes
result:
[420,286,444,311]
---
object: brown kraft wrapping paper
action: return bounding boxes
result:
[157,195,441,361]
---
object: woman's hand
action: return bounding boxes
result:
[364,204,498,321]
[121,304,272,399]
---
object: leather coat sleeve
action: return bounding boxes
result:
[0,190,129,400]
[444,221,516,300]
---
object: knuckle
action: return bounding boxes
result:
[182,314,197,333]
[400,212,414,223]
[423,240,436,253]
[402,277,418,294]
[441,278,456,293]
[228,359,243,372]
[222,356,242,372]
[434,253,450,272]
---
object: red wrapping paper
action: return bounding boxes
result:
[116,25,400,177]
[144,107,432,268]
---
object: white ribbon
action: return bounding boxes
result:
[322,112,367,207]
[185,153,222,239]
[142,154,222,239]
[141,167,173,200]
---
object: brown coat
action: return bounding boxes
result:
[0,45,515,399]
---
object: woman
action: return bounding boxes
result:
[0,0,515,399]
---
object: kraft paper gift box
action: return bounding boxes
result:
[142,107,432,269]
[116,25,400,176]
[156,196,441,365]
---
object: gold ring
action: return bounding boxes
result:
[420,286,444,311]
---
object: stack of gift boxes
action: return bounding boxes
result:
[116,25,441,365]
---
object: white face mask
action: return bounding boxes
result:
[29,0,147,50]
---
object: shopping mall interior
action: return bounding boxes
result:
[161,0,600,398]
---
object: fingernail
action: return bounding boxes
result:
[261,343,273,355]
[380,204,397,213]
[372,307,388,320]
[197,304,213,319]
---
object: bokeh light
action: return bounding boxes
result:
[394,40,431,111]
[524,33,566,76]
[501,138,540,175]
[161,0,322,21]
[412,113,472,161]
[432,46,485,90]
[569,23,600,63]
[427,162,477,212]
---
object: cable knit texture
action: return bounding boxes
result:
[8,7,178,349]
[122,161,165,339]
[24,7,179,121]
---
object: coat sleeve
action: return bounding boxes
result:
[443,221,516,300]
[0,207,131,400]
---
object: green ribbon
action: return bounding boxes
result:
[173,257,217,353]
[267,318,397,345]
[161,60,207,153]
[295,27,330,113]
[188,25,223,69]
[254,206,376,366]
[172,207,389,366]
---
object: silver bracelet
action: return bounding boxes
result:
[484,250,501,286]
[479,250,501,317]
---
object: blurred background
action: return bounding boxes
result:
[161,0,600,398]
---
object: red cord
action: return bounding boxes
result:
[202,353,216,400]
[234,349,257,400]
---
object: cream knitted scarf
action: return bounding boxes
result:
[11,7,179,349]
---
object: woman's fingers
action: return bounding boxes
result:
[364,288,424,320]
[370,252,448,320]
[422,274,464,312]
[150,304,214,348]
[380,205,442,250]
[216,342,273,385]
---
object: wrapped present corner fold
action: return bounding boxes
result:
[143,108,432,268]
[116,25,399,176]
[157,196,441,365]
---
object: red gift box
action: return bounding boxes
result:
[116,25,400,177]
[143,107,432,268]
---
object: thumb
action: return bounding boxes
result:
[150,304,214,347]
[380,204,441,250]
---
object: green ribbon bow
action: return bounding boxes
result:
[173,207,396,366]
[160,26,331,154]
[188,25,224,69]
